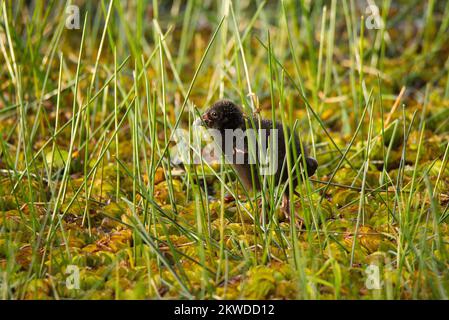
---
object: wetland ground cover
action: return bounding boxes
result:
[0,0,449,299]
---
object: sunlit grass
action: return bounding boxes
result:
[0,0,448,300]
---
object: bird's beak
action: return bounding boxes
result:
[193,113,210,127]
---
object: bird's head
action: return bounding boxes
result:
[197,100,245,130]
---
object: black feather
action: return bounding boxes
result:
[199,100,318,192]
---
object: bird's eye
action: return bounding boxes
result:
[211,111,218,118]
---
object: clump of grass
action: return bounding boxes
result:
[0,0,448,300]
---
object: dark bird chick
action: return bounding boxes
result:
[197,99,318,216]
